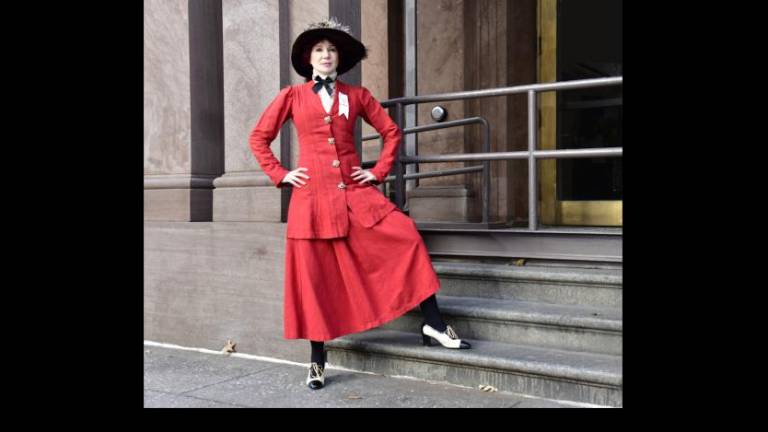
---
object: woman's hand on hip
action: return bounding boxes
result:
[351,166,377,184]
[281,167,310,187]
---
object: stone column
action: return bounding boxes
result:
[213,0,283,222]
[405,0,536,225]
[213,0,332,222]
[407,0,476,222]
[144,0,224,221]
[361,0,390,174]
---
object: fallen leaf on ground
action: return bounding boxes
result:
[478,385,498,392]
[222,339,237,354]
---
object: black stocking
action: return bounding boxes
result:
[419,294,447,332]
[310,340,325,367]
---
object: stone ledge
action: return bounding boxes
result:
[213,171,276,188]
[144,174,218,190]
[327,328,622,387]
[433,260,622,286]
[413,295,622,331]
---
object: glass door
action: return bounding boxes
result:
[538,0,622,226]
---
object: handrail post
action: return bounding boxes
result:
[528,90,538,231]
[394,102,406,210]
[482,119,490,224]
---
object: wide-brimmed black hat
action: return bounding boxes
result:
[291,17,368,81]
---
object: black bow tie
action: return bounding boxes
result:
[313,76,335,95]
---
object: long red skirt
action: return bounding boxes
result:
[283,207,441,341]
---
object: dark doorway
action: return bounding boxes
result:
[556,0,622,201]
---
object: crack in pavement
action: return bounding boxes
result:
[177,365,282,396]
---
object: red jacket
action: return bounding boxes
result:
[249,79,402,239]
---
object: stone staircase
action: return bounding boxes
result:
[326,258,623,407]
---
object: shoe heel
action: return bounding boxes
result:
[422,334,432,346]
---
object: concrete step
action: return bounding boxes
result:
[432,260,622,308]
[380,295,622,355]
[326,328,622,407]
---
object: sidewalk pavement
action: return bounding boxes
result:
[144,343,581,408]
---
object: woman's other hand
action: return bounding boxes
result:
[281,167,310,187]
[351,166,377,185]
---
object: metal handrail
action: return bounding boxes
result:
[399,147,622,163]
[362,116,491,223]
[380,77,622,107]
[373,77,623,231]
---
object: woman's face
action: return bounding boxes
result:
[309,39,338,75]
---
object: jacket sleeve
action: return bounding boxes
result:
[248,85,293,188]
[359,86,402,184]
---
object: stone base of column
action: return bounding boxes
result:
[144,174,217,221]
[212,171,282,222]
[406,185,477,222]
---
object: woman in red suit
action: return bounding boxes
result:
[248,17,470,390]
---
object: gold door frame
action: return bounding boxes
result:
[537,0,622,227]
